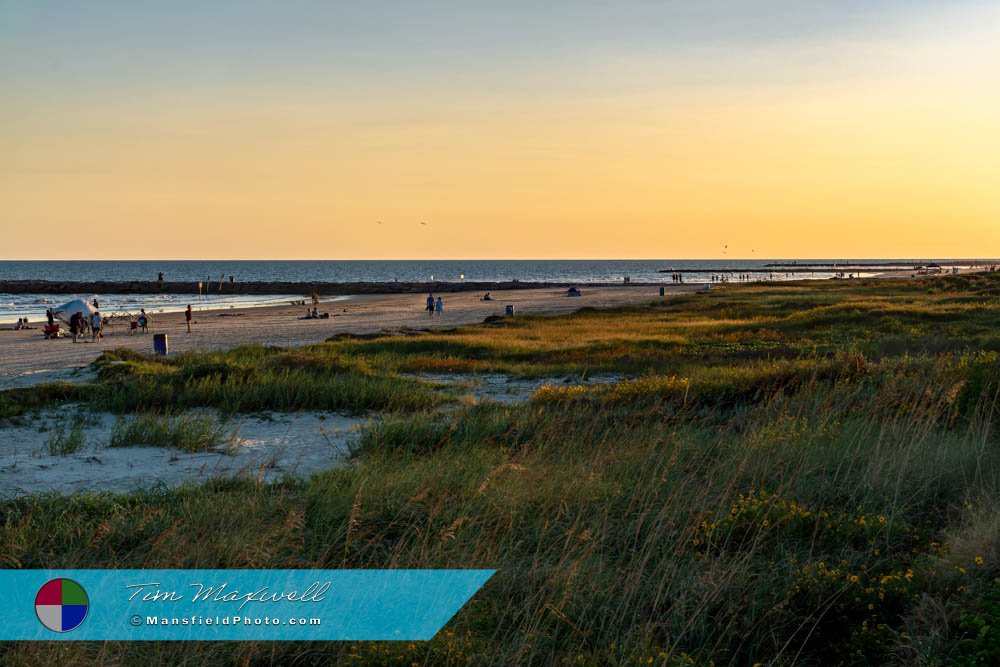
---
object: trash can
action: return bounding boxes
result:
[505,304,515,316]
[659,286,665,297]
[153,333,168,355]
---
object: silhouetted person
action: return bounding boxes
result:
[70,312,82,343]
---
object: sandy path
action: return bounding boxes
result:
[0,285,693,389]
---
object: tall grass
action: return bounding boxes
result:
[88,344,449,414]
[3,355,998,664]
[45,418,87,457]
[2,274,1000,664]
[109,414,227,452]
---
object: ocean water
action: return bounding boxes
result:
[0,258,936,284]
[0,259,972,324]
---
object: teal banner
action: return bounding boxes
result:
[1,569,494,641]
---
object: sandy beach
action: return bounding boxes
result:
[0,285,696,390]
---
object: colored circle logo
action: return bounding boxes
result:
[35,578,89,633]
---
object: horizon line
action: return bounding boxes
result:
[2,257,999,263]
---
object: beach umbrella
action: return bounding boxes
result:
[52,298,98,324]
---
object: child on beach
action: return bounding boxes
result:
[436,297,443,317]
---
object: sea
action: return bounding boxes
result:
[0,259,982,324]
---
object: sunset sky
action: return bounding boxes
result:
[2,1,999,260]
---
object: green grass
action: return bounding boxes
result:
[109,414,228,452]
[91,345,449,414]
[45,417,87,457]
[2,272,1000,665]
[0,382,90,420]
[0,344,449,418]
[320,272,1000,378]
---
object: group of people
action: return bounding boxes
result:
[24,304,159,342]
[301,306,330,320]
[425,294,444,317]
[67,309,104,343]
[708,272,786,283]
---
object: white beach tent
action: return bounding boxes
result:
[52,298,98,324]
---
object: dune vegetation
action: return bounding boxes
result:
[2,273,1000,665]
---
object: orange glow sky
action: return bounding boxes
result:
[2,2,999,259]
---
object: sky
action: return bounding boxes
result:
[2,1,999,260]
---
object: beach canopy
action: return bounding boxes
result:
[52,298,98,324]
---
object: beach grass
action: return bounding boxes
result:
[108,413,228,452]
[0,344,448,419]
[90,344,450,415]
[0,381,90,420]
[1,272,1000,665]
[44,416,87,457]
[325,273,1000,379]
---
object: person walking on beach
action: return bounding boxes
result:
[426,294,435,317]
[91,310,103,342]
[435,296,443,317]
[46,308,54,327]
[138,309,149,333]
[185,304,193,333]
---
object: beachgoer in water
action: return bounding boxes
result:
[435,296,443,317]
[185,304,193,333]
[426,294,435,317]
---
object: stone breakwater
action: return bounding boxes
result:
[0,280,648,296]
